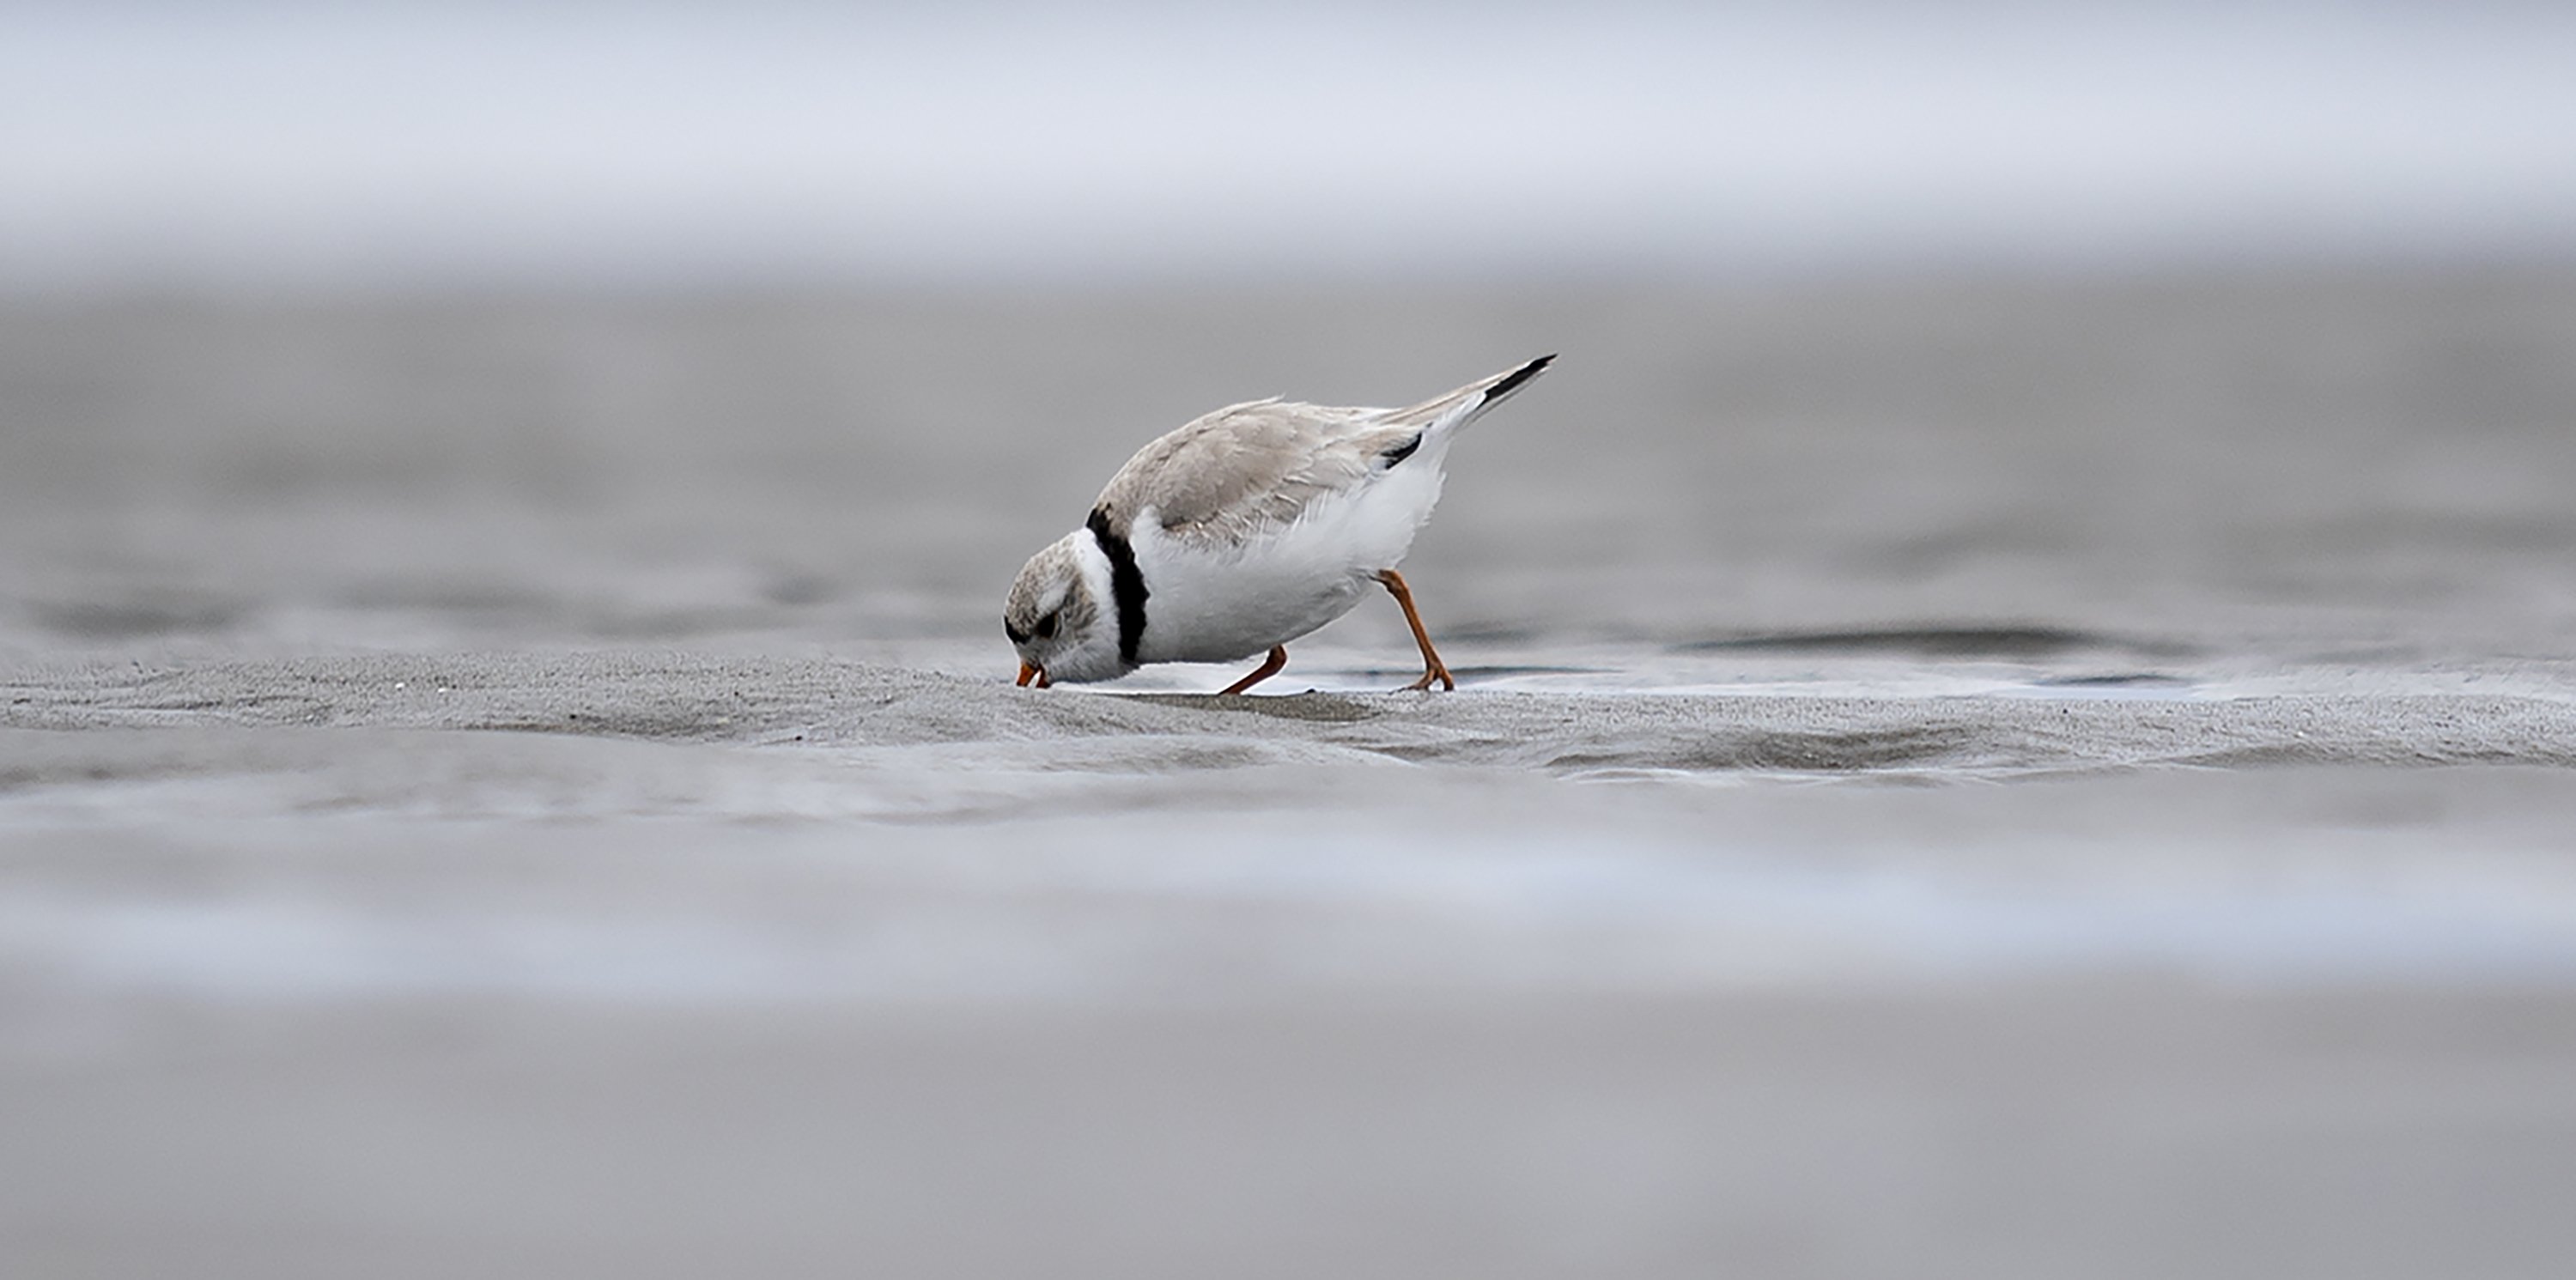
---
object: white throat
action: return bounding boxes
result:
[1042,525,1132,682]
[1069,524,1120,624]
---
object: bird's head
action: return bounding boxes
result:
[1004,531,1123,686]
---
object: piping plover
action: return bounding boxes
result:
[1005,355,1552,693]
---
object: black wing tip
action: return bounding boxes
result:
[1485,354,1555,403]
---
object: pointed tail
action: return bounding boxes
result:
[1382,354,1554,435]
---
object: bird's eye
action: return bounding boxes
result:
[1004,618,1030,645]
[1034,610,1059,640]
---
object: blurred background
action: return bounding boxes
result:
[9,1,2575,288]
[9,3,2576,1277]
[6,0,2575,670]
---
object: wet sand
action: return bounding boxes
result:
[6,272,2576,1276]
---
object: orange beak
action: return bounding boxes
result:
[1017,661,1048,688]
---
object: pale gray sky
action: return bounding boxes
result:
[5,2,2573,288]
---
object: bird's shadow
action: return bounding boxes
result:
[1121,691,1386,722]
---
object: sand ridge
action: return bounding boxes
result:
[8,652,2576,782]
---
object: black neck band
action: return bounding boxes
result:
[1086,507,1149,667]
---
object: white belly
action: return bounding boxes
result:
[1130,454,1447,664]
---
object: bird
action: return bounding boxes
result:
[1004,355,1552,694]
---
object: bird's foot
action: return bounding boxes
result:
[1402,662,1456,692]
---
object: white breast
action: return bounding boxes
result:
[1130,442,1451,664]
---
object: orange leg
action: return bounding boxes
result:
[1219,645,1289,695]
[1373,569,1455,691]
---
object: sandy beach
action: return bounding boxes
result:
[7,273,2576,1277]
